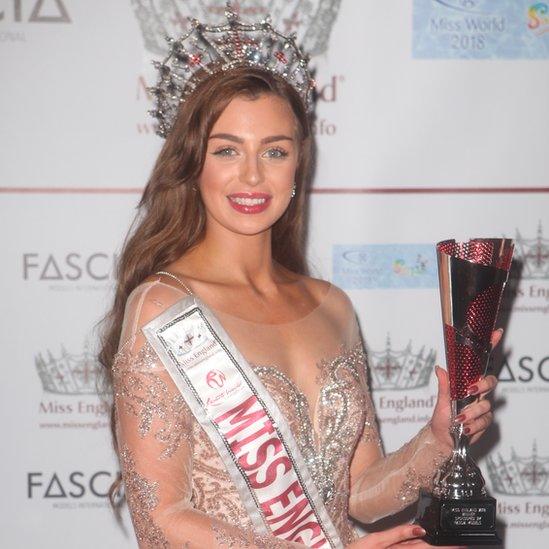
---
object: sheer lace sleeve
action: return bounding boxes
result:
[112,280,304,548]
[347,314,453,524]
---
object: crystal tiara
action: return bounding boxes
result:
[147,2,316,138]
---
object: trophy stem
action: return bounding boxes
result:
[437,397,487,500]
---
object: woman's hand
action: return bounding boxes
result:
[345,524,464,548]
[430,328,503,448]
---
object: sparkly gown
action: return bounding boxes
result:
[112,275,451,548]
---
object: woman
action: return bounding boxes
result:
[99,7,499,548]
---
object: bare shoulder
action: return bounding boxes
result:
[126,273,190,315]
[299,275,353,310]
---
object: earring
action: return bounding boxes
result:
[291,182,296,198]
[192,184,198,192]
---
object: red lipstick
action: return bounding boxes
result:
[227,192,272,214]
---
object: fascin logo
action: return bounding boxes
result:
[498,350,549,393]
[1,0,71,42]
[23,252,116,290]
[27,469,117,509]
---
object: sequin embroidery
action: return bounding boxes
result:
[113,339,192,460]
[120,444,169,548]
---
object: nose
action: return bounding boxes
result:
[239,153,263,187]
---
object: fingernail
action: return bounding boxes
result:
[464,426,471,434]
[467,384,479,395]
[455,414,466,423]
[412,526,426,536]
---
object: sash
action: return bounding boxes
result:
[142,295,342,548]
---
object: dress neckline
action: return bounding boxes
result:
[152,273,334,327]
[210,282,334,326]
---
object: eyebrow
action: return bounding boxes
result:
[209,133,294,144]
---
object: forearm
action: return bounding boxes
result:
[348,423,452,523]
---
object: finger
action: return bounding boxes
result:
[490,328,504,349]
[374,524,426,546]
[467,374,497,397]
[455,399,491,425]
[463,411,493,439]
[435,365,450,400]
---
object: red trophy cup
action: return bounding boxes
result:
[416,238,514,546]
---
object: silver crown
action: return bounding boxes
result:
[368,334,436,391]
[35,344,104,395]
[486,442,549,496]
[513,221,549,280]
[147,2,316,138]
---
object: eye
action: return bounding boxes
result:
[213,147,237,157]
[264,147,289,159]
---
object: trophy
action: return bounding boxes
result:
[416,238,514,546]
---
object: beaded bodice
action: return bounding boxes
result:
[112,277,451,548]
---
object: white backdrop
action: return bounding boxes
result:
[1,1,548,547]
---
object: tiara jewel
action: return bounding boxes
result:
[147,2,316,138]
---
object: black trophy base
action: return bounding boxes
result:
[415,490,501,546]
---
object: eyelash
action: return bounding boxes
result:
[213,147,289,159]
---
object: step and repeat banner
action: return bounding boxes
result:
[1,1,548,547]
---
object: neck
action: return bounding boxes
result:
[184,221,280,290]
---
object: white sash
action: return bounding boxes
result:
[142,295,342,548]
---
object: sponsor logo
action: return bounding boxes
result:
[27,469,116,509]
[528,3,549,36]
[333,244,437,289]
[497,351,549,393]
[206,368,226,389]
[487,443,549,496]
[413,0,549,59]
[36,345,109,430]
[22,252,116,291]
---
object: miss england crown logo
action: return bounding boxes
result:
[367,335,435,391]
[132,0,342,56]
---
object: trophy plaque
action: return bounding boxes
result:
[416,238,514,546]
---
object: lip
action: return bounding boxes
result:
[227,192,272,214]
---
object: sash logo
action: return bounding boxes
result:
[206,369,226,389]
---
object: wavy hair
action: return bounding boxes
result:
[97,66,314,508]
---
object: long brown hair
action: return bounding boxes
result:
[98,66,314,507]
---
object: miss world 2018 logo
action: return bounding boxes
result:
[132,0,342,56]
[433,0,490,15]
